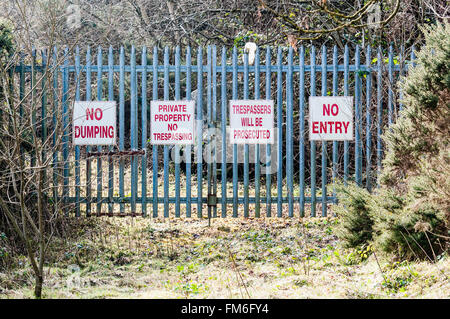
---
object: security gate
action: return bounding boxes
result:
[13,44,413,218]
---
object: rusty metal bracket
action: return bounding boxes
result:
[207,193,217,207]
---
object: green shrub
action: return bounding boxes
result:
[335,22,449,261]
[334,182,375,248]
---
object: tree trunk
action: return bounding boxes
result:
[34,273,43,299]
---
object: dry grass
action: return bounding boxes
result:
[0,213,448,299]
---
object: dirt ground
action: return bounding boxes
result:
[0,215,449,299]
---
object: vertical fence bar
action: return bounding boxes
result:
[62,48,69,216]
[174,46,181,218]
[41,49,48,188]
[206,46,212,220]
[232,46,238,218]
[31,48,37,169]
[186,47,192,217]
[119,46,125,215]
[96,46,103,216]
[163,46,170,218]
[196,47,203,217]
[243,50,249,218]
[321,45,327,217]
[411,45,416,67]
[299,46,305,217]
[141,46,148,216]
[276,47,283,217]
[19,53,24,154]
[221,47,227,217]
[52,47,58,207]
[388,44,394,126]
[343,45,349,185]
[399,45,404,112]
[212,45,218,218]
[365,46,373,191]
[74,47,81,217]
[332,45,338,204]
[310,45,317,217]
[265,47,272,217]
[376,47,383,178]
[355,45,362,185]
[108,46,114,216]
[131,46,138,215]
[254,47,261,218]
[287,47,294,217]
[152,46,159,217]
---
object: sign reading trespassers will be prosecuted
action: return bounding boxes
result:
[150,100,195,145]
[73,101,116,145]
[309,96,354,141]
[229,100,274,144]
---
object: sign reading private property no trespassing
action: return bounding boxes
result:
[150,100,195,145]
[309,96,354,141]
[73,101,116,145]
[229,100,274,144]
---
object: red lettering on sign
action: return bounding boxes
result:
[86,108,103,120]
[323,104,339,116]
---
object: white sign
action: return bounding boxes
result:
[309,96,353,141]
[229,100,274,144]
[73,101,116,145]
[150,100,195,145]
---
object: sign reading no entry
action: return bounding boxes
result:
[229,100,274,144]
[309,96,354,141]
[150,100,195,145]
[73,101,116,145]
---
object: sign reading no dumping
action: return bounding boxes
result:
[150,100,195,145]
[309,96,354,141]
[73,101,116,145]
[229,100,274,144]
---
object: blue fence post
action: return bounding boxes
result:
[96,46,103,216]
[365,46,373,191]
[186,47,192,218]
[206,46,212,220]
[299,45,305,217]
[221,47,227,217]
[196,47,204,218]
[376,46,383,178]
[119,46,125,215]
[321,45,327,217]
[52,47,58,205]
[310,45,317,217]
[86,46,92,216]
[276,46,283,217]
[174,46,181,218]
[254,47,261,218]
[243,49,249,218]
[388,44,394,126]
[332,45,338,204]
[62,47,69,216]
[265,46,272,217]
[232,46,238,218]
[343,45,349,185]
[355,45,362,186]
[287,47,294,217]
[163,46,170,218]
[399,45,404,112]
[141,46,148,216]
[74,46,81,217]
[152,46,159,217]
[131,45,138,215]
[212,45,218,218]
[108,46,114,216]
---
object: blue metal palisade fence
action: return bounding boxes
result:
[12,44,415,218]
